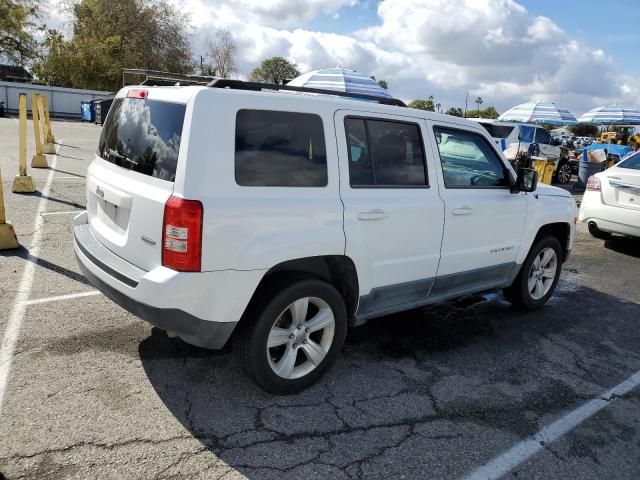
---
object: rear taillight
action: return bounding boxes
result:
[586,176,601,191]
[162,196,203,272]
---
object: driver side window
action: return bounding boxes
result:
[434,127,508,188]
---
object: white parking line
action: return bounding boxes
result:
[41,210,82,216]
[24,291,101,306]
[463,369,640,480]
[0,143,60,419]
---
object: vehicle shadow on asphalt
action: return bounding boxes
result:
[603,236,640,258]
[26,191,85,210]
[136,282,640,478]
[0,246,91,286]
[45,167,86,178]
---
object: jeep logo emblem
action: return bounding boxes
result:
[96,186,105,198]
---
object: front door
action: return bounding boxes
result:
[334,110,445,320]
[427,123,528,299]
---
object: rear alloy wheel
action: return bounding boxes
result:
[504,236,562,310]
[555,162,573,184]
[234,277,347,394]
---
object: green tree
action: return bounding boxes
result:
[34,0,193,91]
[0,0,39,64]
[464,106,499,119]
[408,96,435,111]
[475,96,483,110]
[568,123,599,137]
[249,56,300,84]
[445,107,463,117]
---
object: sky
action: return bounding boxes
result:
[47,0,640,115]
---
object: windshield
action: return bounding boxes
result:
[618,152,640,170]
[479,123,515,139]
[97,98,186,182]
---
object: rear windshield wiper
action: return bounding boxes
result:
[107,148,137,166]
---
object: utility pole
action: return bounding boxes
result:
[463,92,469,118]
[200,56,204,75]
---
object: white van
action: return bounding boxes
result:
[74,80,577,393]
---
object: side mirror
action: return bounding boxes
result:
[512,168,538,193]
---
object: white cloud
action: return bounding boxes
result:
[45,0,640,114]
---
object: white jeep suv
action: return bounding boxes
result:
[74,80,577,394]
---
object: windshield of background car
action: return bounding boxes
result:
[506,125,535,144]
[480,123,515,139]
[97,98,186,182]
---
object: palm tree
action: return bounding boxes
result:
[475,96,483,111]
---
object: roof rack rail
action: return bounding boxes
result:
[207,78,406,107]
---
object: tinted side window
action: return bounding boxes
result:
[534,128,552,144]
[345,118,427,187]
[434,127,508,188]
[235,110,327,187]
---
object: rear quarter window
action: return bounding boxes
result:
[235,110,328,187]
[97,98,185,182]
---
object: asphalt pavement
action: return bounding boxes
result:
[0,116,639,479]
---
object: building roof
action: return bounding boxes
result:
[0,64,32,83]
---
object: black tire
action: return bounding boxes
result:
[554,161,573,184]
[234,277,347,395]
[504,236,562,310]
[588,222,612,240]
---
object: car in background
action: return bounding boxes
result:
[579,151,640,239]
[502,124,574,184]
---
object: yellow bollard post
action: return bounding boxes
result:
[0,167,20,250]
[39,95,55,154]
[42,94,56,144]
[12,94,36,193]
[31,94,48,168]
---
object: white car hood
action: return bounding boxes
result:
[534,183,572,198]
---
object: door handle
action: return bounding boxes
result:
[357,209,389,221]
[452,206,474,215]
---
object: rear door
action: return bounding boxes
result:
[601,153,640,211]
[87,91,187,271]
[334,110,444,318]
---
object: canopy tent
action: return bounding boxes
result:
[578,104,640,125]
[498,102,577,125]
[287,68,392,99]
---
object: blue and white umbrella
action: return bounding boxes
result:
[577,104,640,125]
[287,67,392,99]
[498,101,577,125]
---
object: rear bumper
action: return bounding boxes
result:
[73,211,265,349]
[579,191,640,238]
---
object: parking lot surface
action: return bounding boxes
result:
[1,117,639,479]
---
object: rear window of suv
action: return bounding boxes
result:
[97,98,185,182]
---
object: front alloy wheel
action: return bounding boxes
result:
[527,247,558,300]
[504,236,562,310]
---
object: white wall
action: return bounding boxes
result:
[0,81,112,118]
